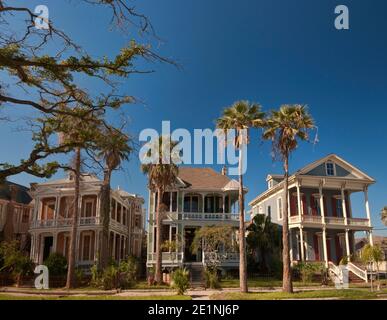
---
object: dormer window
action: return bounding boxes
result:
[325,161,336,176]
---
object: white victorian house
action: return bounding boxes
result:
[146,167,244,274]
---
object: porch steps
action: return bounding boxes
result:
[187,263,205,288]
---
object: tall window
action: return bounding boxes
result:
[184,195,199,212]
[336,199,343,217]
[277,197,283,220]
[42,199,55,220]
[267,205,272,219]
[83,201,93,217]
[82,234,92,261]
[326,162,335,176]
[22,208,30,223]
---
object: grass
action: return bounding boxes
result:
[0,293,191,300]
[211,289,387,300]
[220,278,325,288]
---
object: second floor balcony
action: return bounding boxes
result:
[289,214,370,229]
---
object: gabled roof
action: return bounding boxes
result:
[297,154,375,182]
[177,167,243,191]
[0,181,32,205]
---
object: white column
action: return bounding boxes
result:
[341,186,348,222]
[364,186,374,246]
[368,230,374,246]
[52,232,58,253]
[181,192,185,213]
[364,186,372,227]
[319,184,325,223]
[169,192,173,212]
[345,229,351,261]
[296,181,302,219]
[322,228,328,267]
[222,195,225,213]
[299,227,305,261]
[289,229,293,264]
[287,191,291,218]
[30,234,35,260]
[54,196,60,221]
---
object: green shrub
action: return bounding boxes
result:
[118,256,139,289]
[204,268,220,289]
[294,262,324,284]
[43,253,67,276]
[171,268,190,295]
[0,241,34,286]
[101,264,119,290]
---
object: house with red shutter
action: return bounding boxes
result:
[249,154,374,278]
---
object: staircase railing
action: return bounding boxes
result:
[347,262,368,283]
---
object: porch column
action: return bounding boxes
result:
[319,183,325,223]
[112,232,116,259]
[287,191,291,218]
[94,231,99,262]
[289,229,293,263]
[345,229,351,261]
[296,181,302,220]
[52,232,58,253]
[341,186,348,223]
[54,196,60,221]
[202,194,205,213]
[364,186,374,246]
[368,230,374,246]
[30,234,35,260]
[222,195,225,214]
[299,227,305,261]
[322,228,328,267]
[169,192,173,212]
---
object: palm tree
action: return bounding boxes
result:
[263,104,314,293]
[247,214,280,272]
[381,206,387,225]
[141,136,179,284]
[97,128,132,268]
[216,100,265,293]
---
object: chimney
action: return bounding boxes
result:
[221,166,227,176]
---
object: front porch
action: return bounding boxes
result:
[289,227,372,266]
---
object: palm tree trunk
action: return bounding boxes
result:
[238,147,248,293]
[66,147,81,289]
[100,169,112,269]
[155,187,163,284]
[282,155,293,293]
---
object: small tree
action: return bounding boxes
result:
[361,244,383,291]
[191,225,235,288]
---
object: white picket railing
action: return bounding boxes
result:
[181,212,239,221]
[347,262,368,282]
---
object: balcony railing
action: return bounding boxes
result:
[147,252,184,264]
[181,212,239,221]
[203,252,239,265]
[289,215,370,228]
[31,216,101,229]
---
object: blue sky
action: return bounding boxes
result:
[2,0,387,236]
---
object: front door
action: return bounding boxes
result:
[184,228,199,262]
[43,236,53,262]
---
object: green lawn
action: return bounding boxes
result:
[0,293,191,300]
[211,289,387,300]
[220,278,325,288]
